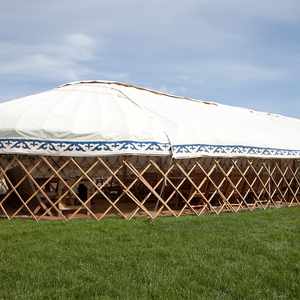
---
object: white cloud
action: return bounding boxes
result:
[173,60,287,86]
[219,62,286,82]
[0,0,299,117]
[0,33,99,81]
[218,0,300,22]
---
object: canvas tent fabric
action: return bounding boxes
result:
[0,80,300,159]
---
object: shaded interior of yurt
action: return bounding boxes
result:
[0,154,299,220]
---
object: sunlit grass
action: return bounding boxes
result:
[0,207,299,299]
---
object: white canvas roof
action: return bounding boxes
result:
[0,80,300,159]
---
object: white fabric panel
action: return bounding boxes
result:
[116,84,300,158]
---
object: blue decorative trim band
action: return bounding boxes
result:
[172,144,300,158]
[0,139,171,155]
[0,139,300,158]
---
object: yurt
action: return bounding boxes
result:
[0,80,299,221]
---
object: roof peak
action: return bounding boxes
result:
[59,80,218,105]
[58,80,298,121]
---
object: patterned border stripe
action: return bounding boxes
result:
[172,144,300,157]
[0,139,171,155]
[1,139,300,158]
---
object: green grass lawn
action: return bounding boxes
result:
[0,208,299,300]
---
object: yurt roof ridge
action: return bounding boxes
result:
[1,79,297,123]
[59,80,219,105]
[59,80,300,122]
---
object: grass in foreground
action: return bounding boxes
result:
[0,208,299,299]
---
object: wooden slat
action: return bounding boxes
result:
[0,155,299,220]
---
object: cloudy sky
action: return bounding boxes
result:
[0,0,299,117]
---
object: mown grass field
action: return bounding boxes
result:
[0,207,299,299]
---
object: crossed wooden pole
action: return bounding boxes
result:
[0,155,299,221]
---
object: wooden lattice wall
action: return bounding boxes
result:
[0,155,299,221]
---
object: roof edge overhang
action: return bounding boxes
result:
[1,138,300,159]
